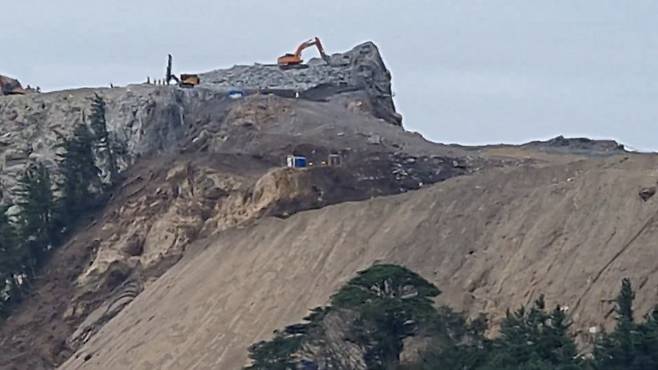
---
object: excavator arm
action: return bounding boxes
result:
[312,37,330,63]
[293,39,317,57]
[278,37,330,66]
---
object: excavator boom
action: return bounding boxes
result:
[312,38,329,63]
[277,37,329,67]
[294,38,317,57]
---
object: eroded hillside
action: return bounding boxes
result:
[0,41,654,370]
[60,154,658,370]
[0,42,497,369]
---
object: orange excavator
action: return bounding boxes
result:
[277,37,330,68]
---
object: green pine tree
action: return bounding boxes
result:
[245,265,442,370]
[634,308,658,368]
[14,161,56,273]
[88,94,118,184]
[56,123,101,226]
[594,278,642,370]
[331,264,441,370]
[615,278,637,367]
[617,278,635,325]
[245,332,302,370]
[487,296,581,370]
[410,309,490,370]
[544,305,579,366]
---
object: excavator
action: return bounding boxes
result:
[277,37,330,68]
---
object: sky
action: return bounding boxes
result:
[2,1,657,151]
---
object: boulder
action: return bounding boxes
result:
[639,186,656,201]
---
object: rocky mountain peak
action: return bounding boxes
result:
[200,41,402,125]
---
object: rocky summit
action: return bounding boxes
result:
[0,41,656,370]
[200,42,402,126]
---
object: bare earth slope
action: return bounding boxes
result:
[0,42,487,369]
[61,153,658,370]
[1,41,655,369]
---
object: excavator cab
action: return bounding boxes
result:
[277,37,330,69]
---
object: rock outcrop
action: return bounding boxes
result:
[200,41,402,125]
[0,74,26,95]
[0,86,190,201]
[523,135,626,155]
[0,42,403,205]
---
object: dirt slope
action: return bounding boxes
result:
[0,94,484,369]
[1,40,651,369]
[60,153,658,370]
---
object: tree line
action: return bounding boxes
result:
[0,94,118,317]
[245,265,658,370]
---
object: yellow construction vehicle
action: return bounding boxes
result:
[277,37,330,68]
[165,55,200,88]
[179,74,200,88]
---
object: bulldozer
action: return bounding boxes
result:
[277,37,330,69]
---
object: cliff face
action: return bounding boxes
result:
[0,86,183,197]
[0,42,400,204]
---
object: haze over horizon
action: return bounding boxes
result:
[2,0,657,151]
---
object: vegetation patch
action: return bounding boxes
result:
[245,266,658,370]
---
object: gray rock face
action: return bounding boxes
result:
[0,74,25,95]
[523,135,626,155]
[200,42,402,125]
[0,86,189,200]
[0,42,404,204]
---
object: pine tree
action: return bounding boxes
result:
[594,278,642,370]
[56,123,101,226]
[487,296,581,370]
[14,161,56,272]
[615,278,637,367]
[489,306,534,366]
[617,278,635,325]
[412,309,490,370]
[544,306,579,366]
[88,94,117,184]
[331,264,441,370]
[634,308,658,368]
[245,333,302,370]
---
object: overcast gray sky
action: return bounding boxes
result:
[3,1,657,150]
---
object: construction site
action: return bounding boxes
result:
[0,34,656,370]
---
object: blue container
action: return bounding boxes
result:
[294,157,307,168]
[286,155,308,168]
